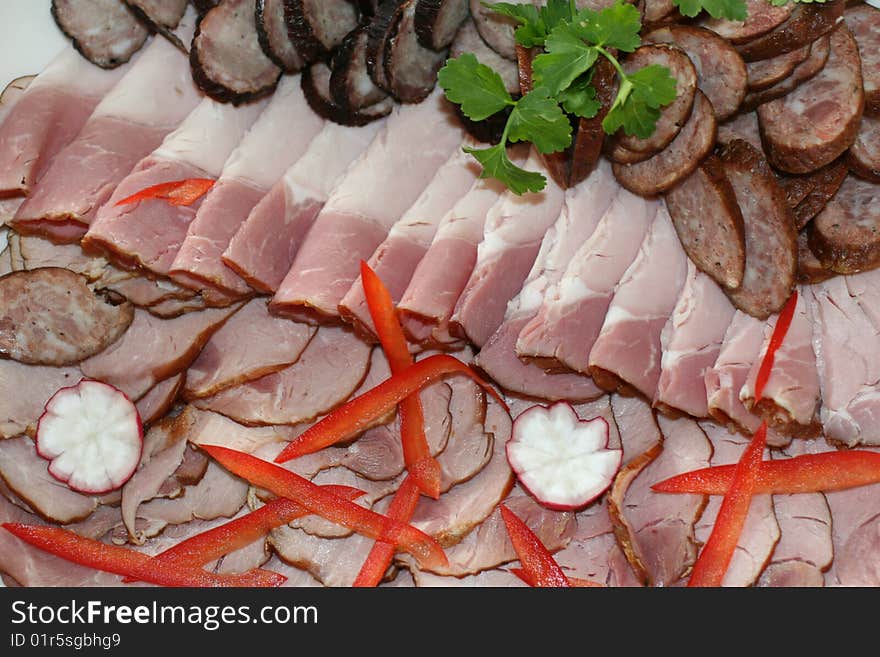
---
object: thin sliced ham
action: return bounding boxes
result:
[449,149,566,348]
[515,189,657,373]
[222,119,384,294]
[338,145,480,339]
[169,74,325,296]
[82,95,267,283]
[135,372,184,425]
[269,88,463,323]
[182,405,300,455]
[0,360,81,438]
[588,203,689,397]
[0,45,131,197]
[11,11,201,242]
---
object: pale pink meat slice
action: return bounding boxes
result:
[515,189,657,373]
[222,119,383,294]
[0,359,81,438]
[135,372,184,425]
[169,74,324,296]
[588,203,689,397]
[269,89,463,323]
[611,393,663,463]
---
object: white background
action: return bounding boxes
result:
[0,1,68,88]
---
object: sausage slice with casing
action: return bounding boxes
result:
[847,113,880,183]
[735,0,846,62]
[52,0,150,69]
[255,0,305,72]
[284,0,360,63]
[842,3,880,116]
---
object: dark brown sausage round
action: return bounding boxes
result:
[790,158,850,230]
[843,4,880,116]
[847,113,880,183]
[700,0,793,44]
[745,44,810,91]
[330,25,389,112]
[384,0,449,103]
[757,26,864,174]
[469,0,516,60]
[734,0,846,62]
[52,0,150,69]
[256,0,305,73]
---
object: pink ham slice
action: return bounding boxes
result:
[269,88,463,323]
[449,149,566,348]
[222,119,384,294]
[515,189,657,373]
[82,95,267,283]
[80,304,240,401]
[588,203,689,397]
[338,145,480,339]
[135,372,184,425]
[168,74,325,297]
[183,298,315,399]
[0,45,131,197]
[0,360,81,438]
[475,161,619,401]
[11,12,202,242]
[654,260,736,418]
[396,146,528,347]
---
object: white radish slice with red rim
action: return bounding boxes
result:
[506,402,622,511]
[35,380,143,494]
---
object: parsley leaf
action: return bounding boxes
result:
[673,0,747,20]
[508,87,572,153]
[464,143,547,195]
[486,0,577,47]
[557,72,600,118]
[532,23,599,96]
[572,2,641,52]
[437,54,514,121]
[602,64,678,138]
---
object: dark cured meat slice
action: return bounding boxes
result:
[384,0,448,102]
[738,35,830,113]
[52,0,150,69]
[256,0,305,72]
[789,158,850,230]
[700,0,793,44]
[757,25,864,175]
[568,58,617,186]
[302,60,394,126]
[612,90,717,197]
[614,45,697,156]
[451,18,519,95]
[469,0,516,60]
[0,268,134,366]
[735,0,846,62]
[847,114,880,183]
[414,0,469,51]
[366,0,407,92]
[643,24,747,122]
[797,229,833,284]
[330,25,389,112]
[745,43,810,91]
[844,4,880,116]
[284,0,360,63]
[190,0,282,104]
[664,154,746,291]
[719,139,797,319]
[808,175,880,274]
[126,0,188,27]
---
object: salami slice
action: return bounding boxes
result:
[745,44,810,91]
[843,4,880,116]
[847,113,880,183]
[735,0,846,63]
[808,175,880,274]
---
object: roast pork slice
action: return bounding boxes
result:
[183,406,305,456]
[609,414,711,586]
[740,287,821,437]
[515,189,656,373]
[184,298,315,399]
[412,567,527,587]
[338,144,480,339]
[809,271,880,446]
[82,96,267,282]
[222,119,383,294]
[396,146,528,347]
[588,203,689,397]
[135,372,184,426]
[610,393,663,464]
[0,360,81,438]
[449,149,566,348]
[192,325,371,426]
[11,13,201,242]
[269,88,464,324]
[80,304,240,401]
[654,261,736,418]
[476,161,618,401]
[695,421,780,586]
[168,74,325,297]
[0,46,131,197]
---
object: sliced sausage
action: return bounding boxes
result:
[757,25,864,174]
[745,43,810,91]
[700,0,793,44]
[664,154,746,290]
[384,0,448,102]
[734,0,845,62]
[255,0,305,73]
[718,139,797,319]
[469,0,516,60]
[808,175,880,274]
[284,0,360,63]
[126,0,188,28]
[789,158,850,229]
[414,0,469,51]
[302,60,394,126]
[613,45,697,156]
[190,0,282,104]
[451,18,519,95]
[612,90,717,197]
[847,113,880,183]
[643,24,747,121]
[52,0,150,69]
[366,0,407,92]
[0,268,134,366]
[796,229,833,284]
[330,25,389,112]
[717,110,762,151]
[643,0,677,24]
[568,57,618,186]
[843,4,880,116]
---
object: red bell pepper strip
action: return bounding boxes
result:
[1,523,286,588]
[687,422,767,587]
[360,261,440,499]
[500,504,570,587]
[653,449,880,496]
[353,474,422,587]
[510,567,603,588]
[201,444,448,571]
[115,178,215,207]
[754,290,798,403]
[274,354,507,463]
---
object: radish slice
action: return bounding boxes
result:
[506,402,622,511]
[35,380,144,494]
